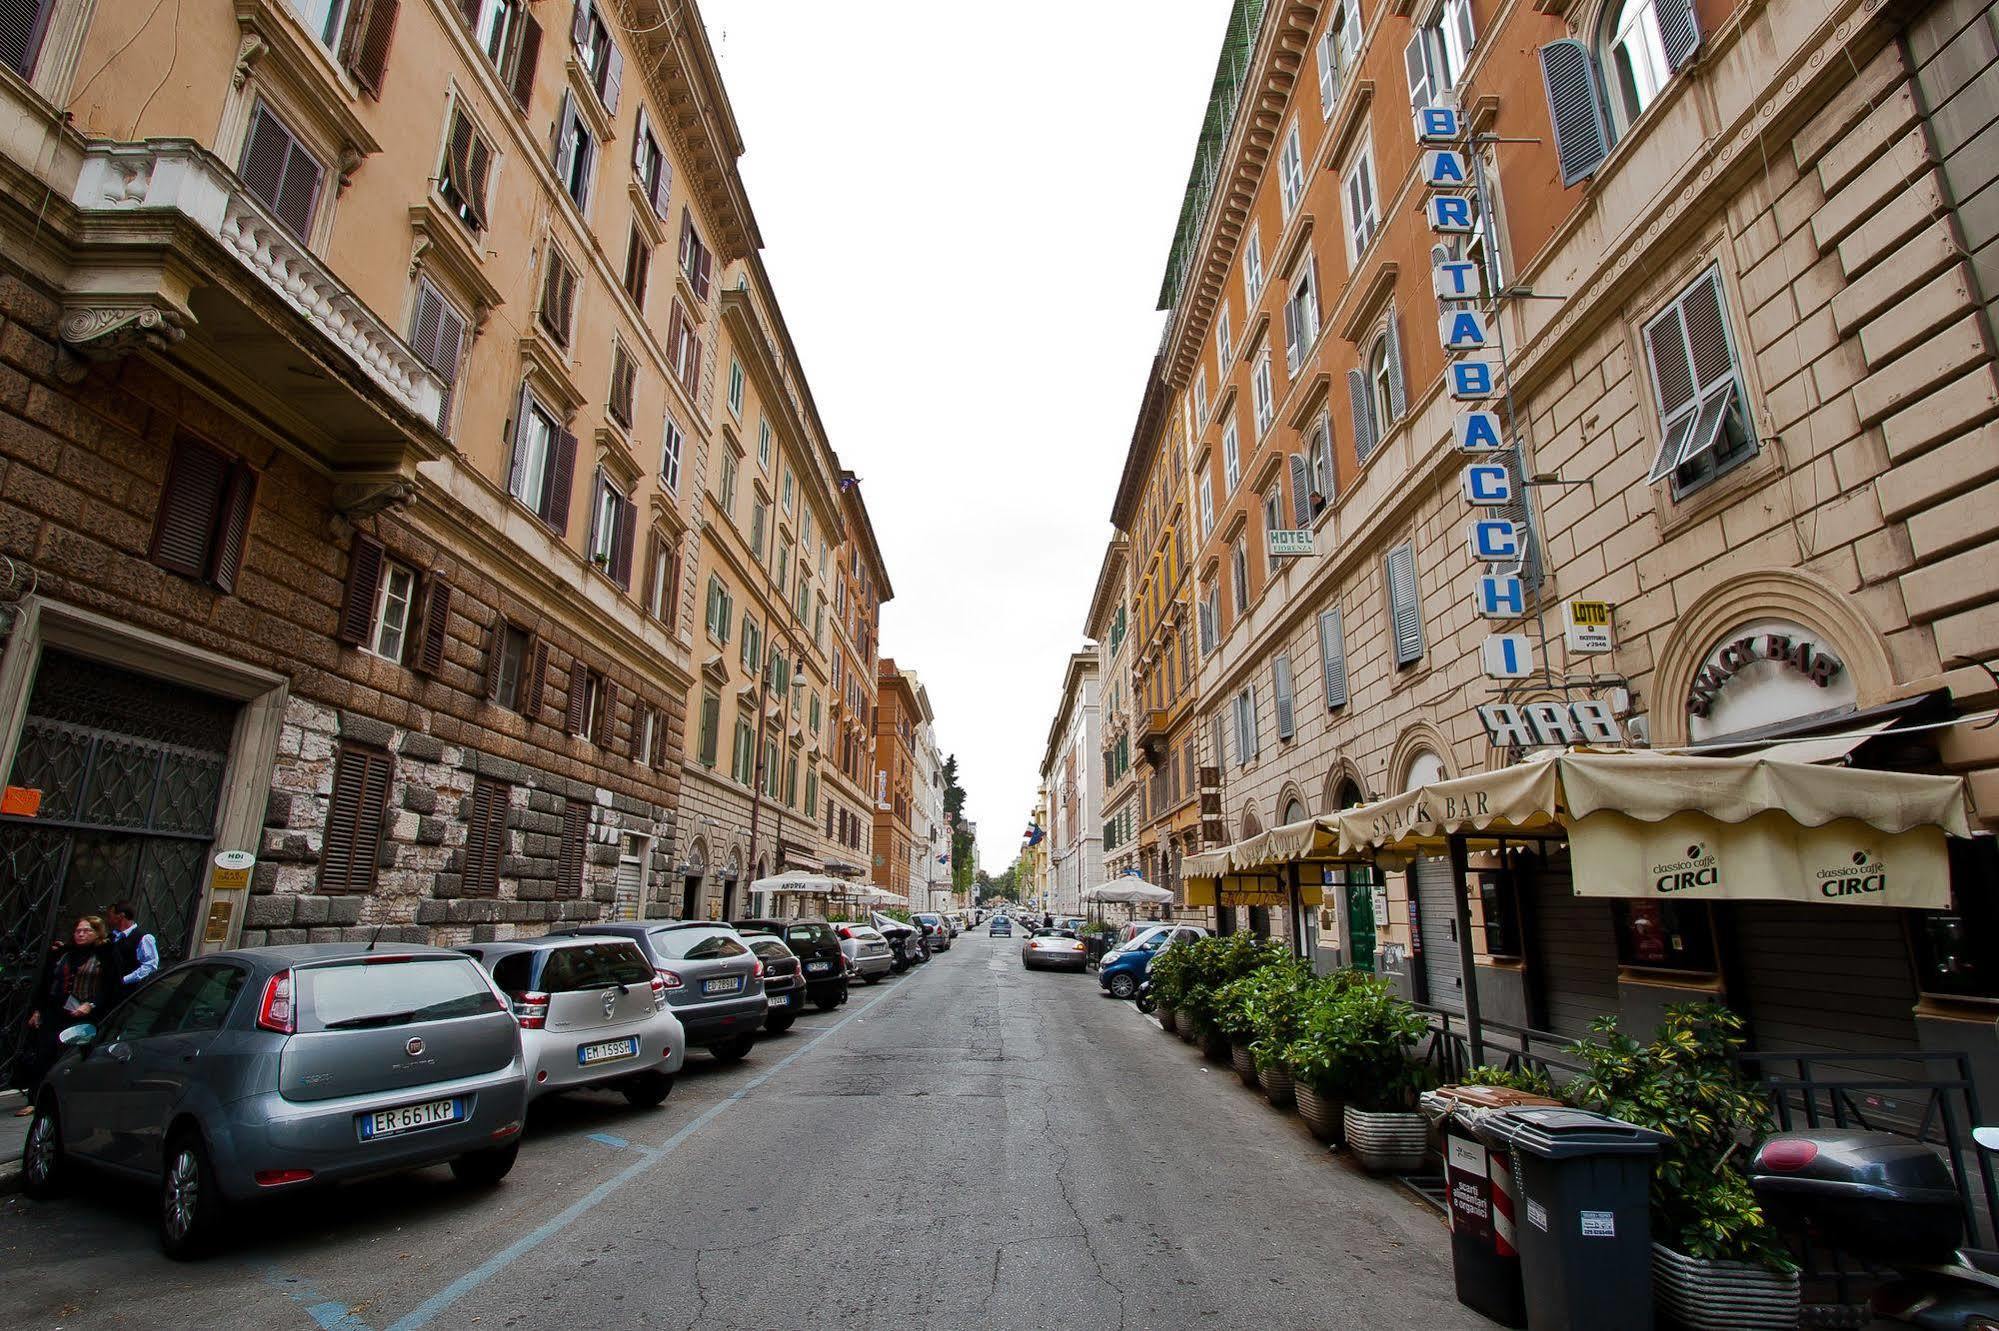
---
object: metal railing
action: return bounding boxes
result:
[1417,1005,1591,1086]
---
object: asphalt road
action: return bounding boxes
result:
[0,932,1485,1330]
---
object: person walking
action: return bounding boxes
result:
[103,900,159,1010]
[14,915,107,1114]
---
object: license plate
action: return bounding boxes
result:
[806,960,832,973]
[578,1036,638,1066]
[703,976,741,995]
[771,991,792,1006]
[359,1097,464,1140]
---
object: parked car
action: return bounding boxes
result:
[21,944,531,1258]
[558,922,765,1062]
[834,924,895,982]
[739,933,804,1033]
[870,916,922,972]
[733,918,848,1011]
[462,937,682,1102]
[1021,928,1089,973]
[943,914,962,937]
[1097,926,1208,999]
[989,916,1014,938]
[913,913,952,951]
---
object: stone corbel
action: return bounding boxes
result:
[332,479,416,517]
[58,303,189,359]
[232,32,267,89]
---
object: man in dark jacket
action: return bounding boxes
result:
[102,900,159,1009]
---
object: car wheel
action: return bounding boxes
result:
[159,1130,223,1261]
[1108,973,1138,1000]
[765,1012,795,1035]
[21,1097,65,1200]
[621,1069,674,1108]
[862,972,881,985]
[712,1035,756,1065]
[814,994,840,1012]
[449,1141,520,1187]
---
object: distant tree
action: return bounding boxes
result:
[943,754,975,893]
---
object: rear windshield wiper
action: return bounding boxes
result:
[323,1011,416,1030]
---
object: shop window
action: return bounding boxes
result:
[1911,838,1999,1001]
[1475,869,1523,959]
[1612,899,1717,972]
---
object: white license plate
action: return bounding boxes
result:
[578,1036,638,1066]
[770,991,792,1006]
[806,961,832,973]
[359,1097,463,1140]
[703,976,741,995]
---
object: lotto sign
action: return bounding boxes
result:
[1564,599,1615,654]
[1482,634,1535,679]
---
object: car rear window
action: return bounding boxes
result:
[850,928,884,942]
[538,941,655,991]
[784,923,834,950]
[748,938,793,962]
[300,957,502,1030]
[651,926,749,960]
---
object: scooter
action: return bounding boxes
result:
[1134,976,1155,1015]
[1749,1128,1999,1328]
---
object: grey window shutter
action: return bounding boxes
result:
[633,106,651,174]
[1283,296,1301,376]
[601,40,623,115]
[1,0,55,78]
[553,90,578,179]
[1211,708,1226,771]
[1387,543,1424,665]
[1273,654,1295,741]
[1384,311,1407,421]
[1655,0,1701,70]
[509,10,541,111]
[570,0,593,49]
[1318,608,1349,709]
[1246,688,1260,761]
[508,383,533,498]
[1288,454,1311,527]
[1539,39,1613,187]
[1404,33,1433,110]
[1348,368,1377,462]
[1681,271,1735,391]
[1450,0,1477,62]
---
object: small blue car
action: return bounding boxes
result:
[988,916,1013,937]
[1098,925,1209,999]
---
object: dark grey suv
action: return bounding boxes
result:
[21,944,528,1258]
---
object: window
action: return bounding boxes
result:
[1406,0,1476,109]
[776,536,792,596]
[507,386,576,532]
[464,0,541,111]
[438,103,495,234]
[553,91,596,210]
[739,612,761,673]
[1306,414,1334,514]
[1341,141,1379,264]
[149,433,258,594]
[1538,0,1697,185]
[1198,582,1218,655]
[1252,351,1275,436]
[570,0,623,112]
[1316,0,1361,115]
[1317,607,1349,708]
[632,106,670,218]
[1284,255,1321,376]
[785,752,799,808]
[1642,266,1757,496]
[1243,223,1264,304]
[782,468,795,515]
[462,775,511,896]
[1193,369,1208,426]
[539,244,578,346]
[239,101,324,243]
[1385,540,1424,666]
[762,736,780,799]
[2,0,54,78]
[728,358,745,416]
[1222,415,1241,492]
[337,532,452,672]
[1198,474,1214,539]
[1272,652,1296,742]
[622,225,651,306]
[1279,121,1306,218]
[1263,483,1284,572]
[1613,900,1716,971]
[698,691,721,766]
[1233,686,1259,767]
[758,418,773,470]
[1350,313,1405,463]
[588,470,636,588]
[660,415,684,493]
[1217,302,1233,366]
[644,532,678,624]
[1231,536,1249,616]
[557,799,590,896]
[321,742,392,891]
[717,450,738,514]
[678,209,713,303]
[608,342,637,429]
[750,499,768,559]
[666,300,701,392]
[704,574,732,642]
[366,557,418,661]
[486,622,534,712]
[804,764,818,819]
[1605,0,1674,126]
[809,693,821,733]
[407,279,470,433]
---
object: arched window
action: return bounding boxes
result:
[1602,0,1673,127]
[1282,797,1307,825]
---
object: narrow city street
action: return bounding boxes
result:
[0,934,1477,1331]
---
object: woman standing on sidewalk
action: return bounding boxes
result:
[12,915,107,1116]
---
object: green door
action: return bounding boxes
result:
[1344,873,1376,973]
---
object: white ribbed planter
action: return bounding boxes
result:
[1294,1084,1344,1143]
[1342,1107,1428,1173]
[1260,1062,1295,1108]
[1651,1243,1800,1331]
[1230,1042,1259,1087]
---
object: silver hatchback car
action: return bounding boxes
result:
[21,944,529,1258]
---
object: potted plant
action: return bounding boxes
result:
[1146,935,1192,1035]
[1213,946,1295,1087]
[1283,972,1367,1143]
[1566,1004,1799,1329]
[1246,961,1314,1108]
[1335,980,1434,1173]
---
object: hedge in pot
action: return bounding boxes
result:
[1146,935,1195,1033]
[1216,955,1306,1089]
[1565,1003,1798,1329]
[1179,935,1282,1058]
[1462,1064,1556,1098]
[1334,979,1434,1174]
[1280,969,1376,1143]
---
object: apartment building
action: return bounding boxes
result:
[1086,538,1138,880]
[905,671,950,908]
[1038,650,1101,918]
[871,656,918,898]
[1129,0,1999,1081]
[816,470,889,883]
[0,0,771,1075]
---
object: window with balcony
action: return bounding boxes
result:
[239,101,325,243]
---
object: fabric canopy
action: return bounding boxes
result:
[749,870,845,897]
[1082,878,1175,904]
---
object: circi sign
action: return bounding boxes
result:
[210,849,256,891]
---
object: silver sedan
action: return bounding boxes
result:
[1021,929,1089,972]
[834,924,895,982]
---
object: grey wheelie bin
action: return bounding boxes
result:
[1485,1106,1667,1331]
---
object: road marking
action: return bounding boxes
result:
[381,972,920,1331]
[584,1132,628,1150]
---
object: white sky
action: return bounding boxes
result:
[700,0,1229,875]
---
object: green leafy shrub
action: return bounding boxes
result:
[1462,1064,1556,1097]
[1280,970,1429,1108]
[1175,934,1286,1035]
[1214,953,1311,1046]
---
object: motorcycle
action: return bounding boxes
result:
[1749,1128,1999,1328]
[1134,976,1155,1015]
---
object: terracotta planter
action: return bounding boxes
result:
[1156,1005,1177,1034]
[1259,1062,1296,1108]
[1342,1106,1428,1173]
[1294,1083,1344,1143]
[1202,1027,1230,1063]
[1651,1242,1800,1330]
[1230,1042,1259,1087]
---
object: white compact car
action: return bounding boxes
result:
[463,936,685,1105]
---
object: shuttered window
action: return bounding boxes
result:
[565,660,596,737]
[1197,584,1218,656]
[412,573,452,674]
[666,300,701,391]
[633,107,671,218]
[462,774,510,896]
[1386,542,1424,666]
[588,470,636,590]
[1272,653,1296,742]
[622,225,651,307]
[339,0,401,98]
[438,104,494,233]
[321,742,393,891]
[485,621,530,709]
[1278,120,1305,219]
[1283,254,1320,376]
[572,0,623,112]
[1307,413,1335,514]
[539,245,578,346]
[1642,266,1757,495]
[1539,38,1615,187]
[608,342,637,428]
[238,102,324,242]
[150,434,258,594]
[1,0,55,78]
[408,279,468,430]
[1233,686,1259,766]
[678,209,714,303]
[1348,367,1377,464]
[1341,142,1378,264]
[1288,455,1312,528]
[507,385,576,534]
[1317,607,1349,709]
[698,691,721,766]
[553,89,596,208]
[660,415,685,493]
[556,798,590,896]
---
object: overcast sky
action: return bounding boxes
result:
[699,0,1228,877]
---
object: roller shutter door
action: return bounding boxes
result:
[1529,860,1620,1040]
[1731,903,1920,1072]
[1413,857,1464,1013]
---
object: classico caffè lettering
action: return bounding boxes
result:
[1685,632,1843,718]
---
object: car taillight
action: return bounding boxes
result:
[256,970,295,1034]
[837,927,852,939]
[510,991,550,1029]
[649,974,668,1009]
[752,959,765,979]
[656,968,684,990]
[255,1168,313,1187]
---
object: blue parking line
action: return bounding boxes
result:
[383,979,912,1331]
[584,1132,628,1150]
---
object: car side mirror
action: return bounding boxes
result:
[58,1023,97,1048]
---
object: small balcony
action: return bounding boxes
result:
[1138,708,1171,761]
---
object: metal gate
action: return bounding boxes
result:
[0,650,236,1089]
